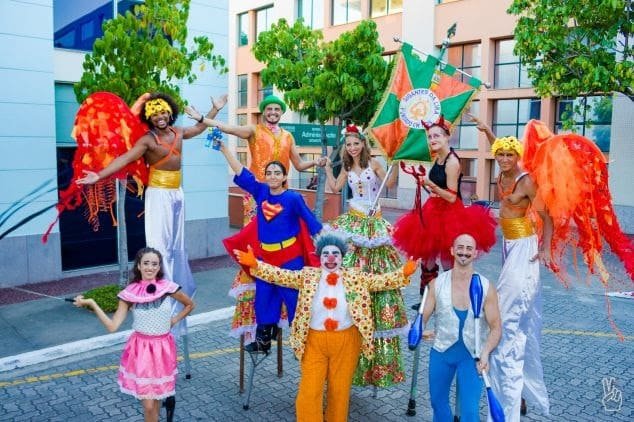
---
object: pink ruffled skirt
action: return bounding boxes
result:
[118,331,177,400]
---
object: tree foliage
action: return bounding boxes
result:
[509,0,633,99]
[74,0,226,106]
[253,19,390,126]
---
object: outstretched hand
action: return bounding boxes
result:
[403,258,420,277]
[184,105,202,122]
[212,94,228,111]
[76,170,99,185]
[234,245,258,268]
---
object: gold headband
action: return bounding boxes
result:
[491,136,523,157]
[144,99,172,119]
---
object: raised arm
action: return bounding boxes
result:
[218,140,245,175]
[467,113,496,145]
[184,105,255,140]
[76,138,150,185]
[182,94,228,139]
[478,284,502,373]
[324,158,348,193]
[73,296,130,333]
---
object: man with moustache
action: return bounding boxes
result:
[420,233,502,422]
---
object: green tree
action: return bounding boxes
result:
[253,19,390,219]
[74,0,226,285]
[509,0,633,127]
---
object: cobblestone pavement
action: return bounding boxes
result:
[1,267,632,421]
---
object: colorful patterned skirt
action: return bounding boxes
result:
[118,331,177,400]
[324,202,408,387]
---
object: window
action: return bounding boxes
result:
[447,43,481,83]
[258,75,273,103]
[237,152,248,167]
[370,0,403,17]
[55,83,80,146]
[493,98,541,139]
[238,13,249,46]
[556,96,612,152]
[449,101,479,150]
[236,114,248,147]
[293,153,320,189]
[494,39,531,89]
[256,6,273,41]
[332,0,362,25]
[237,74,248,108]
[54,0,143,51]
[459,158,477,202]
[298,0,324,29]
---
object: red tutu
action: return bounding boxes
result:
[393,197,496,262]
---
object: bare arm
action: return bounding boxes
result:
[169,290,195,327]
[73,296,129,333]
[289,142,326,171]
[324,158,348,193]
[181,94,228,139]
[371,159,398,189]
[467,113,496,145]
[218,140,245,175]
[478,284,502,373]
[194,116,256,140]
[76,139,150,185]
[524,177,555,269]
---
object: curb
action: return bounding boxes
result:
[0,306,235,373]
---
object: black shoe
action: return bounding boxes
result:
[411,303,421,311]
[163,396,175,422]
[244,340,271,353]
[520,398,527,415]
[244,324,276,354]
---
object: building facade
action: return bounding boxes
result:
[228,0,632,230]
[0,0,230,286]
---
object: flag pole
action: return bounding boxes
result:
[368,162,396,216]
[392,36,491,88]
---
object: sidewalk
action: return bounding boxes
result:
[0,209,632,420]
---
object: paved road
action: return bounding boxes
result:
[0,209,632,421]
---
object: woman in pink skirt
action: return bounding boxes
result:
[74,247,194,422]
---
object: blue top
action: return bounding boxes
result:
[454,307,468,341]
[234,168,323,243]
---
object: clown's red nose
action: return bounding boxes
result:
[327,255,336,263]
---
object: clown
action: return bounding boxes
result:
[234,233,417,422]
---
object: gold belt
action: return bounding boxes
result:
[260,236,297,252]
[348,208,382,219]
[500,217,534,240]
[148,168,181,189]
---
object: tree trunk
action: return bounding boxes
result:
[116,179,129,288]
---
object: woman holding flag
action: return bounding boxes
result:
[324,124,408,388]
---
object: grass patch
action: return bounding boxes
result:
[83,284,122,313]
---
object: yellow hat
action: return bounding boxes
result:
[491,136,523,157]
[144,99,173,119]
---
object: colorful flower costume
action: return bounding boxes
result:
[117,279,181,400]
[324,167,408,387]
[251,260,413,421]
[228,124,297,341]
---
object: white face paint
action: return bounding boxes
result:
[320,245,343,272]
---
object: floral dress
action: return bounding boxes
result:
[324,167,408,387]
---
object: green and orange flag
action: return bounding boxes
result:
[367,42,481,162]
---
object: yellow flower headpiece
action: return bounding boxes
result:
[491,136,523,157]
[144,99,172,119]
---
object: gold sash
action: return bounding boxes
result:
[148,168,181,188]
[499,216,534,240]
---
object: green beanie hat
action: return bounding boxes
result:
[259,95,287,113]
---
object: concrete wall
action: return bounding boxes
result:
[608,93,634,233]
[0,0,231,287]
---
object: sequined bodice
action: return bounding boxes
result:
[347,167,380,203]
